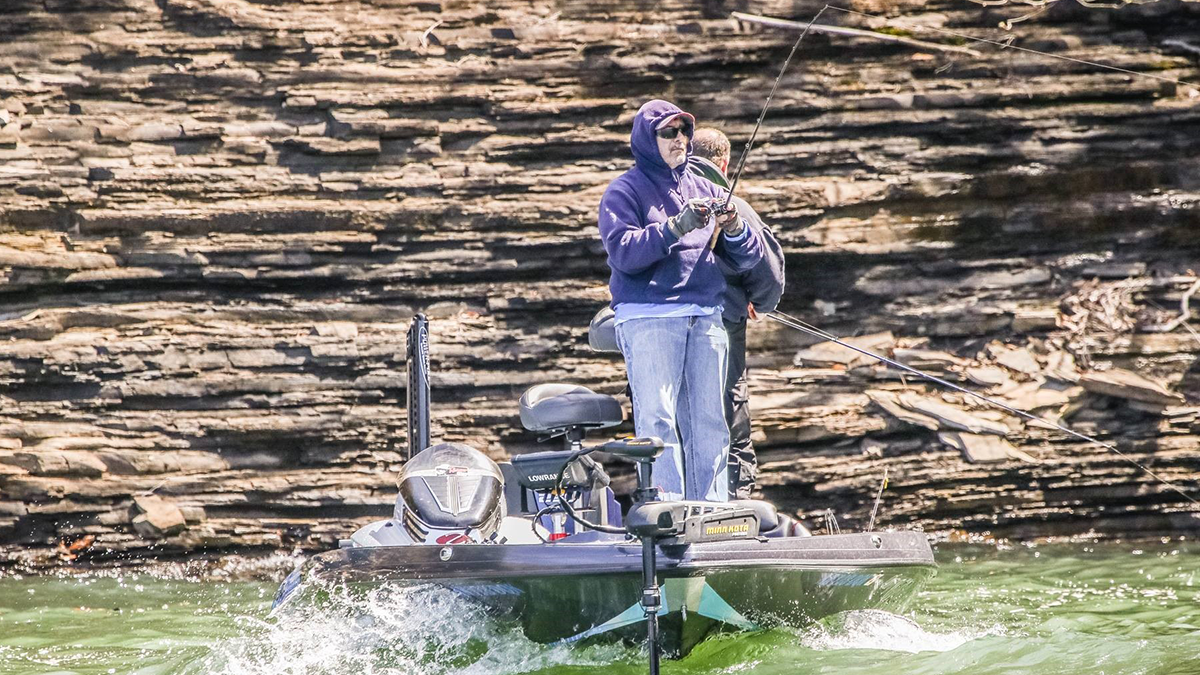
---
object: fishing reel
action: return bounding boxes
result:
[691,197,736,224]
[711,198,737,219]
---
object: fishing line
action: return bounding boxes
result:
[723,3,1195,213]
[824,4,1200,89]
[765,309,1200,507]
[723,4,830,209]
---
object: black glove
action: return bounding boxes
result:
[666,198,712,239]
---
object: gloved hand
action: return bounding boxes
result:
[713,201,745,236]
[666,198,712,239]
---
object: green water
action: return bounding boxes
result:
[2,542,1197,675]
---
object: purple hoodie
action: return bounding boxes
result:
[598,100,763,308]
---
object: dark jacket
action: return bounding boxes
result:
[598,100,763,308]
[687,156,786,323]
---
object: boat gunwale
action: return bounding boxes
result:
[305,531,936,583]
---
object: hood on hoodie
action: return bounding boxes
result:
[630,99,696,181]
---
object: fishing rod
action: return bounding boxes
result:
[765,310,1200,507]
[721,5,829,211]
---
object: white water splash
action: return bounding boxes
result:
[186,579,634,675]
[801,609,999,654]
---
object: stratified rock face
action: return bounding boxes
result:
[1,0,1199,566]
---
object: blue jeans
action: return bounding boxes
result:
[615,314,731,502]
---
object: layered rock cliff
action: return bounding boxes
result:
[1,0,1199,568]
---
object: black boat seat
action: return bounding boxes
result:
[519,383,624,433]
[588,307,619,353]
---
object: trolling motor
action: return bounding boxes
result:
[543,437,759,674]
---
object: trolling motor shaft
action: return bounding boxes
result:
[607,438,666,675]
[641,533,662,675]
[613,441,760,674]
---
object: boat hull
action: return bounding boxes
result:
[279,531,935,656]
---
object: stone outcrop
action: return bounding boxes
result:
[130,494,187,539]
[1,0,1199,568]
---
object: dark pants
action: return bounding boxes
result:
[723,318,756,498]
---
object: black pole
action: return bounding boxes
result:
[633,461,657,504]
[642,536,661,675]
[632,458,662,674]
[406,314,430,460]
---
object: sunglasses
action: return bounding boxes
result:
[656,123,692,140]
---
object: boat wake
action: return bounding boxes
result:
[186,578,636,675]
[801,609,997,654]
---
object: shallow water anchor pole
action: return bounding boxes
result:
[406,313,431,460]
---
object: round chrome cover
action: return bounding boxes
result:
[395,443,505,544]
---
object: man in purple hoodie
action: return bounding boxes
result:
[598,99,764,502]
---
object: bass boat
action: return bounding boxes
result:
[272,315,936,664]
